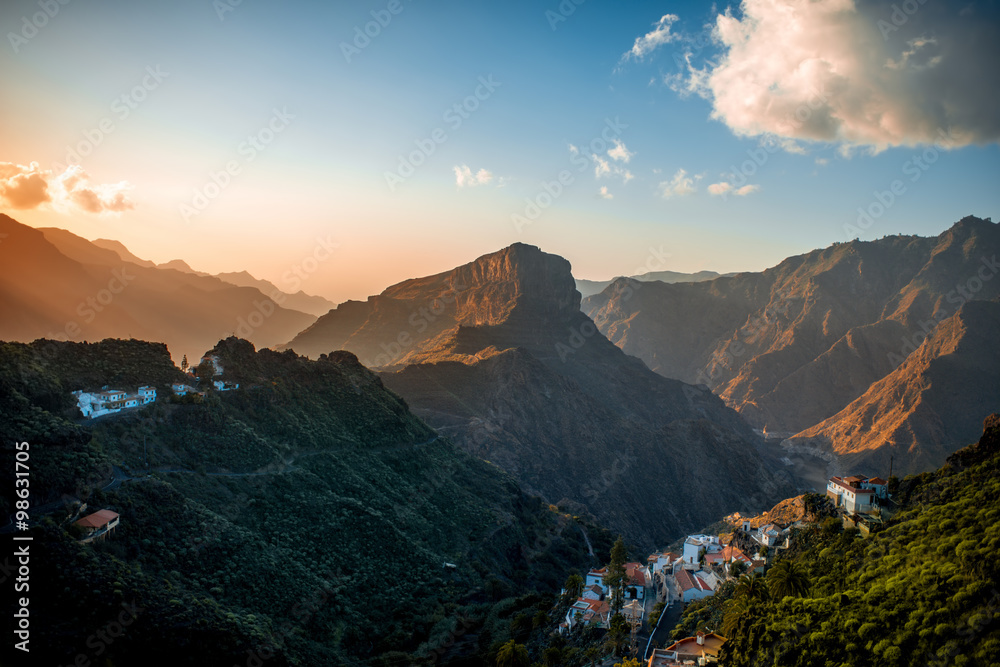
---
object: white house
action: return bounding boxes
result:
[73,388,150,419]
[683,534,721,564]
[564,598,611,631]
[757,523,783,547]
[585,562,649,600]
[585,567,606,591]
[827,476,877,514]
[647,552,676,575]
[138,386,156,404]
[213,380,240,392]
[581,584,603,601]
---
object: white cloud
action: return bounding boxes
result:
[607,139,633,163]
[707,182,732,196]
[672,0,1000,152]
[623,14,681,61]
[454,164,494,188]
[598,186,613,199]
[0,161,134,213]
[708,181,760,196]
[658,169,697,198]
[815,157,829,166]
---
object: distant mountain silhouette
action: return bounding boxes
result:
[576,269,731,298]
[282,243,794,547]
[0,214,315,363]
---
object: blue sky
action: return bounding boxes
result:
[1,0,998,302]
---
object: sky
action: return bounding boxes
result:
[1,0,998,304]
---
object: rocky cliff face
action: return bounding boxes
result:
[584,216,1000,474]
[283,243,795,548]
[784,299,1000,476]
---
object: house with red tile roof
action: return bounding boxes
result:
[675,568,715,603]
[827,474,885,514]
[564,597,611,631]
[647,631,727,665]
[73,509,120,543]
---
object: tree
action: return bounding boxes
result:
[613,659,642,667]
[604,613,629,657]
[195,358,216,382]
[562,573,584,603]
[496,640,529,667]
[729,560,748,578]
[181,354,189,372]
[757,544,769,559]
[605,536,628,614]
[734,573,768,603]
[542,646,563,666]
[766,559,809,600]
[648,600,666,628]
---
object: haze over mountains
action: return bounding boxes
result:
[282,243,794,548]
[584,215,1000,477]
[0,214,330,362]
[575,270,733,298]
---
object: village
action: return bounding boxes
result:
[62,351,893,666]
[71,354,239,420]
[557,474,891,666]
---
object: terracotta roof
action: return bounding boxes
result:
[74,509,119,529]
[665,632,727,657]
[868,477,888,485]
[675,569,712,593]
[830,477,874,494]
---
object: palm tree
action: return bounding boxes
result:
[496,640,529,667]
[734,573,768,603]
[766,559,810,599]
[721,596,750,637]
[563,573,584,602]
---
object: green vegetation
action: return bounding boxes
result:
[0,338,608,666]
[669,416,1000,666]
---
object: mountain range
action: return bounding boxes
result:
[0,214,332,363]
[282,243,794,548]
[575,269,732,298]
[584,215,1000,476]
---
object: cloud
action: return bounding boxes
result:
[607,139,633,163]
[598,186,613,199]
[0,161,134,213]
[623,14,681,61]
[0,162,52,209]
[658,169,697,198]
[586,141,634,183]
[672,0,1000,152]
[708,181,760,197]
[454,164,494,187]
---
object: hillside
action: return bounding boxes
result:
[784,300,1000,476]
[585,216,1000,474]
[0,337,607,666]
[672,414,1000,667]
[282,243,795,548]
[0,215,315,363]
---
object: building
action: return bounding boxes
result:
[564,597,611,631]
[683,534,721,564]
[74,509,120,543]
[648,632,727,666]
[675,568,715,603]
[73,387,156,419]
[213,380,240,392]
[586,562,649,600]
[647,551,676,574]
[757,523,783,547]
[704,545,755,576]
[827,476,878,514]
[581,584,604,601]
[171,383,194,396]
